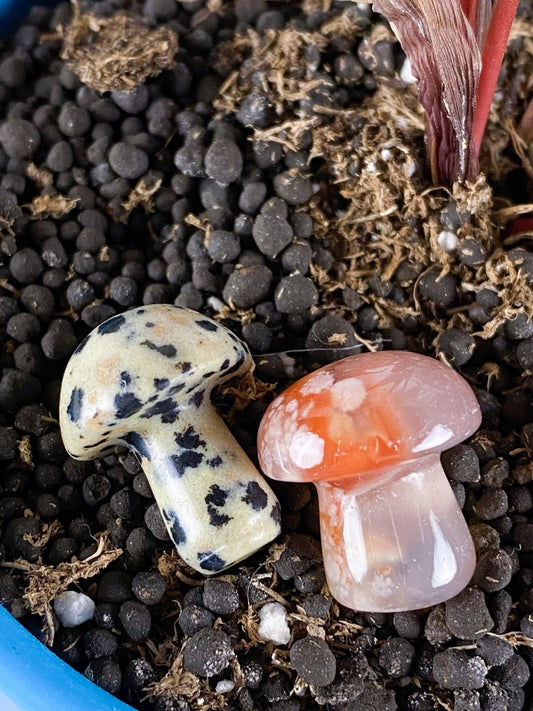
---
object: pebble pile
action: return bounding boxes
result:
[0,0,532,710]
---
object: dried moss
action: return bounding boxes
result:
[27,194,79,219]
[5,532,122,644]
[53,2,178,92]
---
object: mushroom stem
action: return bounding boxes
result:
[125,405,281,574]
[316,454,476,612]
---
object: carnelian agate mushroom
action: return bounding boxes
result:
[257,351,481,612]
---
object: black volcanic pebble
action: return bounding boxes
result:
[473,549,513,592]
[253,201,293,258]
[222,264,272,309]
[41,319,78,359]
[0,427,18,460]
[4,517,42,561]
[0,370,42,413]
[274,274,318,313]
[419,269,457,308]
[432,649,487,689]
[82,474,112,506]
[108,142,149,179]
[84,628,118,659]
[119,600,151,641]
[46,141,73,172]
[207,230,240,263]
[0,119,40,158]
[378,637,416,678]
[273,171,313,205]
[290,636,336,686]
[97,571,132,603]
[437,328,475,366]
[132,571,166,605]
[85,658,122,694]
[58,102,91,137]
[441,444,480,483]
[183,627,233,677]
[178,604,214,636]
[236,92,276,128]
[9,248,43,284]
[205,138,243,184]
[144,502,169,540]
[445,587,494,639]
[202,578,239,614]
[125,658,155,694]
[7,312,41,341]
[474,490,508,520]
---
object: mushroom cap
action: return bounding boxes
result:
[60,305,251,459]
[258,351,481,485]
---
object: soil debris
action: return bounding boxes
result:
[54,3,178,92]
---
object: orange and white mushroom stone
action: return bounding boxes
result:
[258,351,481,612]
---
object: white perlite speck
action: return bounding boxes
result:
[53,590,96,627]
[258,602,291,645]
[215,680,235,693]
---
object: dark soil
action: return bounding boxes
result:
[1,1,533,710]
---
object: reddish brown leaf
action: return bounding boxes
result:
[373,0,481,185]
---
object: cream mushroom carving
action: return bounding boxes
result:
[60,304,281,574]
[257,351,481,612]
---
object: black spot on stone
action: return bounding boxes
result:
[225,353,246,375]
[207,508,231,526]
[83,437,108,449]
[141,340,177,358]
[168,383,185,396]
[164,511,186,545]
[73,337,89,355]
[242,481,268,511]
[120,371,131,387]
[205,484,228,507]
[198,551,226,572]
[67,387,83,422]
[175,426,205,450]
[124,432,151,461]
[170,450,204,477]
[208,455,223,468]
[154,378,169,390]
[270,501,282,525]
[181,362,192,373]
[114,392,142,418]
[220,359,230,371]
[141,398,180,424]
[203,370,216,379]
[189,390,204,408]
[98,314,125,334]
[196,319,218,332]
[145,321,155,328]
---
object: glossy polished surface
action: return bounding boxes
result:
[60,305,281,575]
[258,351,481,611]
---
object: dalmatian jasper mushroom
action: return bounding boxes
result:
[59,305,281,574]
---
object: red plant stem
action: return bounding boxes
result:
[472,0,519,155]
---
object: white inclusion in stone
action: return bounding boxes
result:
[285,399,298,414]
[331,378,367,412]
[412,424,454,453]
[429,511,457,588]
[400,470,424,488]
[289,428,324,469]
[300,371,334,395]
[258,602,291,645]
[343,496,368,584]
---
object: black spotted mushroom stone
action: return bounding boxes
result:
[59,304,281,574]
